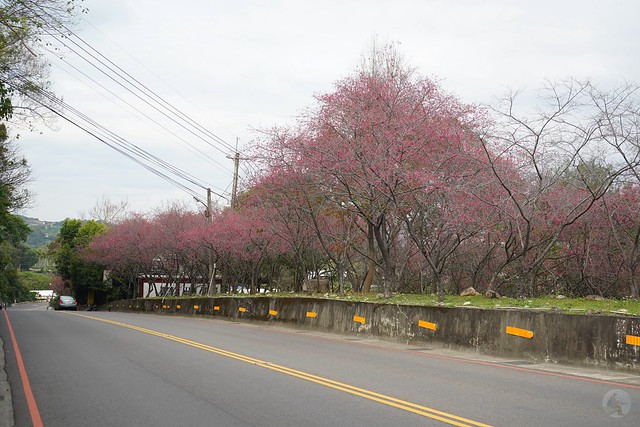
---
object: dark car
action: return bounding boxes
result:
[50,295,78,311]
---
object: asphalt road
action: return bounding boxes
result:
[1,301,639,426]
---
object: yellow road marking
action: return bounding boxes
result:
[418,320,438,331]
[505,326,534,339]
[72,313,492,427]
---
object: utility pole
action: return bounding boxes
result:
[206,187,217,295]
[222,140,241,295]
[230,138,240,208]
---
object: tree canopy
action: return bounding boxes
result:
[0,123,31,302]
[51,218,107,304]
[1,0,84,126]
[0,0,82,303]
[70,46,640,300]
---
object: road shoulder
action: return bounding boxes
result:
[0,336,14,427]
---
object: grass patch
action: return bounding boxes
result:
[148,292,640,316]
[327,293,640,315]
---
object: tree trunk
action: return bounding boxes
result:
[362,222,375,293]
[337,264,344,293]
[373,218,395,297]
[220,261,227,293]
[629,267,639,299]
[434,274,444,302]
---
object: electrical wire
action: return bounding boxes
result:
[81,15,244,150]
[51,57,234,174]
[29,2,240,156]
[3,75,230,201]
[15,2,260,194]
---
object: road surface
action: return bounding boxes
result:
[1,301,639,426]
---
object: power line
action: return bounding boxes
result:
[81,15,244,149]
[28,2,240,156]
[19,2,258,195]
[51,57,234,174]
[3,75,230,201]
[46,30,234,155]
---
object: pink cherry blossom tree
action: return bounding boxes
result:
[204,206,284,294]
[151,203,209,296]
[255,44,487,296]
[599,185,640,298]
[476,80,624,297]
[88,213,158,297]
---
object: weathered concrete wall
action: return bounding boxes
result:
[106,297,640,371]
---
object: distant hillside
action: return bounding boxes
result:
[19,216,63,248]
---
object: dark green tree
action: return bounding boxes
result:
[0,122,31,303]
[17,242,37,269]
[0,0,83,304]
[1,0,84,126]
[17,270,53,291]
[0,241,34,302]
[52,219,107,304]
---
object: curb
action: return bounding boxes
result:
[0,337,14,426]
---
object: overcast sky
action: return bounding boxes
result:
[16,0,640,221]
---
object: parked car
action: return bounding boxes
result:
[50,295,78,311]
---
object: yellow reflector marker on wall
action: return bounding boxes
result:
[193,305,199,310]
[626,335,640,346]
[418,320,437,331]
[176,305,181,310]
[213,306,220,311]
[239,307,247,313]
[162,305,167,309]
[353,315,365,324]
[269,310,278,316]
[306,311,317,318]
[505,326,534,339]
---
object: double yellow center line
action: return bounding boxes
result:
[74,313,492,427]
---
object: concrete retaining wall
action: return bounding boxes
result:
[106,297,640,371]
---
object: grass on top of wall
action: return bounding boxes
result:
[145,292,640,316]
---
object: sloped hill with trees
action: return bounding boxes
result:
[20,216,63,247]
